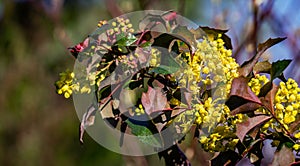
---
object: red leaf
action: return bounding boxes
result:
[236,115,271,141]
[260,84,278,114]
[230,102,261,115]
[230,76,262,104]
[141,86,168,115]
[239,37,286,77]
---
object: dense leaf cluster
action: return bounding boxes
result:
[55,11,300,165]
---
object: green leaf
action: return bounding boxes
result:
[150,65,179,75]
[239,37,287,77]
[270,59,292,81]
[150,53,181,74]
[115,32,137,46]
[126,120,162,147]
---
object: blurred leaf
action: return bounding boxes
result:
[152,33,181,48]
[236,115,271,141]
[226,76,262,110]
[210,150,240,166]
[141,86,168,115]
[270,59,292,81]
[272,145,295,166]
[253,61,272,74]
[126,120,162,147]
[158,144,191,166]
[199,26,232,49]
[239,37,287,77]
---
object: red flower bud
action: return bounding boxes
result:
[68,38,89,58]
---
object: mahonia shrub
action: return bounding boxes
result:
[55,11,300,165]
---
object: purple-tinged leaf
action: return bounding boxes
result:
[141,86,168,115]
[236,115,271,141]
[239,37,287,77]
[230,102,261,115]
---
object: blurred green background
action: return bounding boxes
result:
[1,0,300,165]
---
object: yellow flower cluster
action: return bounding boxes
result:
[97,20,108,28]
[274,78,300,127]
[194,99,246,152]
[149,48,161,67]
[108,17,134,35]
[174,34,239,102]
[199,125,239,152]
[248,75,300,151]
[173,109,195,134]
[55,69,76,98]
[134,104,145,116]
[189,35,239,127]
[293,132,300,151]
[248,74,269,95]
[194,98,225,129]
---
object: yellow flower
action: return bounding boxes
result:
[202,66,210,74]
[276,103,284,110]
[55,69,75,99]
[295,132,300,139]
[283,114,295,124]
[293,144,300,151]
[200,136,208,144]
